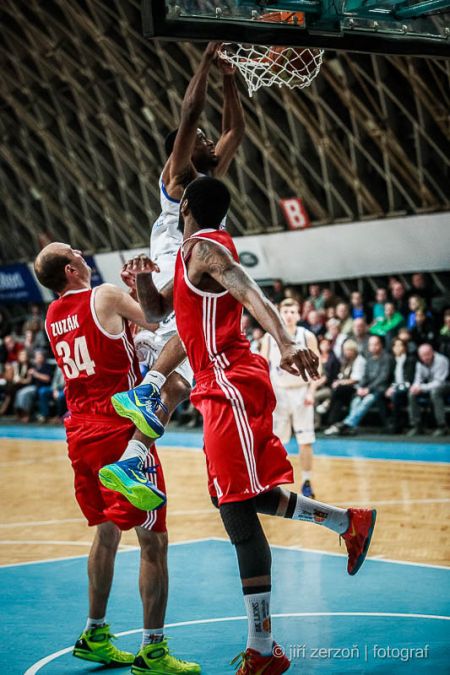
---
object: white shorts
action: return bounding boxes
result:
[134,330,193,386]
[273,386,316,445]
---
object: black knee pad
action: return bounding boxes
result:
[210,495,219,509]
[219,500,259,545]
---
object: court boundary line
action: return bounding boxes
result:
[23,611,450,675]
[2,536,449,571]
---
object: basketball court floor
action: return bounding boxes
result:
[1,426,449,673]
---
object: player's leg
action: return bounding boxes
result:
[131,527,200,674]
[219,500,290,675]
[291,387,316,498]
[253,487,376,576]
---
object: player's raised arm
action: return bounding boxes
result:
[121,255,174,323]
[164,42,220,194]
[190,241,319,381]
[213,58,245,178]
[94,283,157,331]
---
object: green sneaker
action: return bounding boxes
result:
[131,639,201,674]
[73,624,134,666]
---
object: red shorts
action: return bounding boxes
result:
[191,353,294,505]
[64,414,166,532]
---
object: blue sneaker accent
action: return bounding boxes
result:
[301,480,315,499]
[111,384,168,439]
[99,458,167,512]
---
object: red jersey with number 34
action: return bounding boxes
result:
[45,287,140,417]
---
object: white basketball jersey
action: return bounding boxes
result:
[267,327,313,389]
[150,172,226,336]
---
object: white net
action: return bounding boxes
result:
[219,43,324,97]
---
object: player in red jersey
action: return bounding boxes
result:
[117,177,377,675]
[34,243,200,674]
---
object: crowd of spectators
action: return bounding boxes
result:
[1,273,449,436]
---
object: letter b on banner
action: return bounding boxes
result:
[280,198,311,230]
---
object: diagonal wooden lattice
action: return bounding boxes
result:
[0,0,449,264]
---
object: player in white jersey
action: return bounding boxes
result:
[261,298,321,498]
[116,41,245,436]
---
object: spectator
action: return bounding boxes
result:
[408,273,435,307]
[23,303,45,334]
[411,310,437,347]
[271,279,285,304]
[408,344,450,437]
[305,310,326,338]
[321,288,336,309]
[325,306,337,320]
[307,284,324,310]
[407,295,426,329]
[39,366,66,421]
[300,300,314,324]
[350,318,370,358]
[23,329,37,359]
[326,318,347,359]
[350,291,368,320]
[1,335,23,364]
[324,335,392,436]
[311,337,340,422]
[0,363,17,416]
[370,302,404,348]
[284,286,302,305]
[438,309,450,361]
[335,302,353,335]
[14,350,52,423]
[13,350,33,421]
[250,327,264,354]
[385,337,417,433]
[372,288,388,322]
[0,310,11,339]
[317,339,366,426]
[391,281,409,318]
[398,327,417,355]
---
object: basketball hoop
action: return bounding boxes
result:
[219,11,323,97]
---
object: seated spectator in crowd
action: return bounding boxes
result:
[324,335,392,436]
[408,273,435,307]
[408,344,449,437]
[350,318,370,358]
[411,309,437,347]
[391,281,409,319]
[350,291,369,321]
[372,288,388,322]
[321,288,336,309]
[438,308,450,361]
[13,350,32,421]
[325,306,336,320]
[307,283,324,310]
[1,335,23,364]
[311,337,340,423]
[14,350,52,423]
[23,303,45,335]
[385,337,417,433]
[38,366,66,422]
[0,363,17,416]
[326,318,347,360]
[336,302,353,335]
[270,279,285,304]
[317,340,366,427]
[300,300,314,325]
[407,295,428,329]
[398,327,417,355]
[250,327,264,354]
[284,286,302,305]
[370,302,404,348]
[23,329,37,359]
[305,310,326,338]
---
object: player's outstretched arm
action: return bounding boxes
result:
[190,241,319,381]
[94,283,156,332]
[122,255,174,323]
[164,42,220,196]
[213,59,245,178]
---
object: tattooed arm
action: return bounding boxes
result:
[189,240,319,381]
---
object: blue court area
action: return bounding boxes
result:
[2,540,449,674]
[1,424,449,463]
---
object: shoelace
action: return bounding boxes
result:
[145,395,169,417]
[230,650,256,672]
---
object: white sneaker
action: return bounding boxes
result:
[324,424,340,436]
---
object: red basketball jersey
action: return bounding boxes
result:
[173,229,250,376]
[46,287,140,417]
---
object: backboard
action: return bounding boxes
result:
[142,0,450,57]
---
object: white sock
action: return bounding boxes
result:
[85,616,106,631]
[142,627,164,647]
[244,592,273,656]
[142,370,166,390]
[302,471,312,482]
[119,439,147,465]
[290,494,349,534]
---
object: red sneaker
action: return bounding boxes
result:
[231,643,290,674]
[342,508,377,575]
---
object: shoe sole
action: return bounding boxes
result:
[98,465,166,511]
[131,666,201,674]
[349,509,377,576]
[73,648,134,666]
[111,393,165,439]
